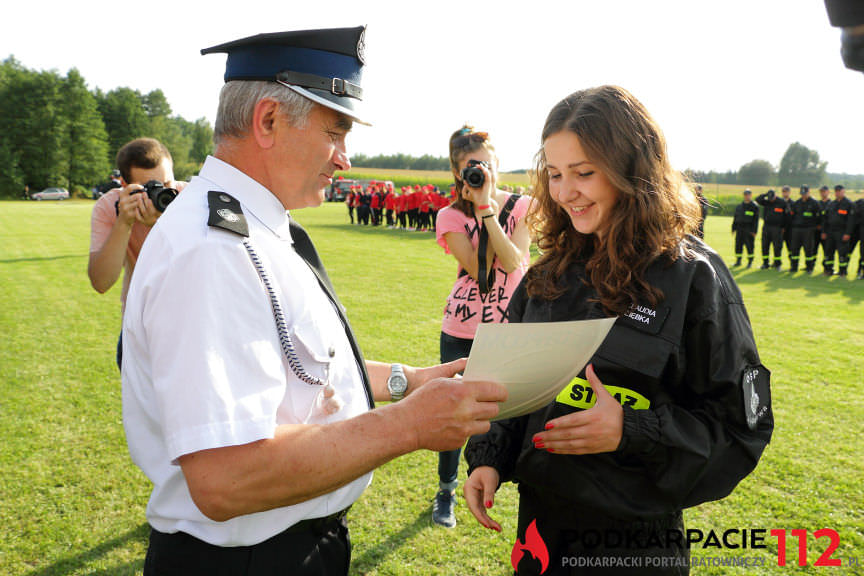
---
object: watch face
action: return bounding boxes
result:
[389,374,408,393]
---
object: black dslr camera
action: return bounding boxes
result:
[115,180,178,215]
[460,159,489,189]
[136,180,178,212]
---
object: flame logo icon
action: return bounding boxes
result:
[511,519,550,574]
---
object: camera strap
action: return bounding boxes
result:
[475,193,520,294]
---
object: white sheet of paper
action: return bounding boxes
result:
[462,318,617,421]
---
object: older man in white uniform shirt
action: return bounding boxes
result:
[122,26,506,575]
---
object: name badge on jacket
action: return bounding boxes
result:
[619,304,670,335]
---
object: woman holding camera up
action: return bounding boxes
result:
[430,126,532,528]
[463,87,773,575]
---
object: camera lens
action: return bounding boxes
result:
[140,180,177,213]
[460,163,486,188]
[152,187,178,212]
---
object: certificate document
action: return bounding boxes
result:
[463,318,616,420]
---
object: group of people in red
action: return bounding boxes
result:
[346,182,453,231]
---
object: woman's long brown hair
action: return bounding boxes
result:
[525,86,700,315]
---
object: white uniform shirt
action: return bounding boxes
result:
[122,156,373,546]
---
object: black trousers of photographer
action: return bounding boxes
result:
[761,225,783,267]
[787,227,817,272]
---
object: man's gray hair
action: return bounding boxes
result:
[214,81,314,144]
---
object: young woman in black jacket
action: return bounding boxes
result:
[463,86,774,576]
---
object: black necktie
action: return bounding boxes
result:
[288,218,374,409]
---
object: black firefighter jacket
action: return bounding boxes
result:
[823,198,856,235]
[465,237,774,523]
[731,201,760,234]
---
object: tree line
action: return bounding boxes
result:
[686,142,863,189]
[2,56,859,199]
[0,56,213,199]
[350,152,451,171]
[354,143,863,190]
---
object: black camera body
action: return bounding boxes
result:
[136,180,178,212]
[460,159,489,189]
[114,180,178,215]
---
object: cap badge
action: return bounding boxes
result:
[356,27,366,64]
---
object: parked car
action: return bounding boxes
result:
[31,187,69,201]
[327,178,358,202]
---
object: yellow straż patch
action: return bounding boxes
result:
[555,377,651,410]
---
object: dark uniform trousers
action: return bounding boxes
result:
[854,201,864,276]
[814,228,824,262]
[734,231,755,263]
[858,225,864,276]
[822,231,850,274]
[761,225,783,267]
[144,514,350,576]
[787,227,817,272]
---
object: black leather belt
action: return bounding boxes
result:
[284,508,350,535]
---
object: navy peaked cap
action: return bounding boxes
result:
[202,26,368,124]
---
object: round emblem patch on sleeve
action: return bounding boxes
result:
[742,365,770,430]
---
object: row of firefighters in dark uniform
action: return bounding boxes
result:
[730,184,863,278]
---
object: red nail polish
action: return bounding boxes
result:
[485,500,493,508]
[535,442,545,449]
[545,423,555,430]
[547,447,555,453]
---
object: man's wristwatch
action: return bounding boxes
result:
[386,363,408,401]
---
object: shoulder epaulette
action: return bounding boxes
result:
[207,190,249,237]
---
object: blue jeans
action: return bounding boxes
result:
[438,332,474,487]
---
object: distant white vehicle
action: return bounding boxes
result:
[31,187,69,201]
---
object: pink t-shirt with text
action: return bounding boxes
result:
[89,189,152,312]
[435,195,531,339]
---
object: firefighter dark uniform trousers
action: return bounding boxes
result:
[755,192,786,269]
[732,200,759,267]
[787,196,822,273]
[822,197,856,276]
[855,199,864,279]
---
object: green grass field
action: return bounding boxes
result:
[1,199,862,575]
